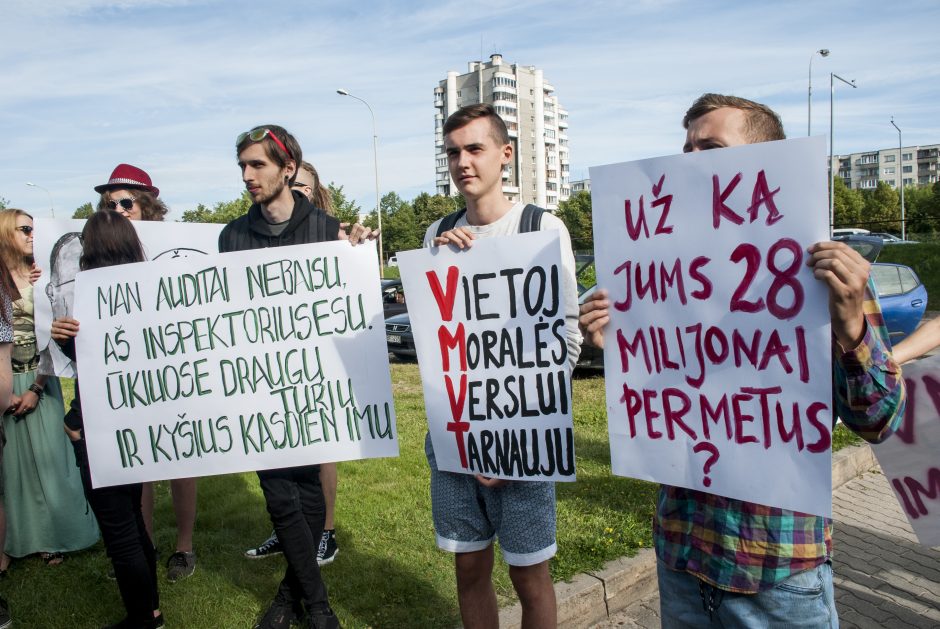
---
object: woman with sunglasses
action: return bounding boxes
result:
[53,210,164,629]
[94,164,198,583]
[0,209,98,573]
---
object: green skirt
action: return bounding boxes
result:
[2,372,99,556]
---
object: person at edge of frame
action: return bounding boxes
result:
[579,93,906,628]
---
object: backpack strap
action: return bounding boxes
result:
[519,204,546,233]
[436,209,467,237]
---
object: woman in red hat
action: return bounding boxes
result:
[95,164,197,583]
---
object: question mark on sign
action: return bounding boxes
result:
[692,442,720,487]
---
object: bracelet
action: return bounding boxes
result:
[28,383,44,399]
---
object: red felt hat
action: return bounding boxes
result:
[94,163,159,197]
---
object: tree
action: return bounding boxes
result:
[72,203,94,219]
[180,192,251,224]
[861,181,900,233]
[832,178,864,228]
[556,191,593,252]
[412,193,459,236]
[328,183,361,226]
[0,197,8,210]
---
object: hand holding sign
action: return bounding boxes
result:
[399,231,577,482]
[590,137,834,516]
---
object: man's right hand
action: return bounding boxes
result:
[433,226,475,249]
[51,317,80,343]
[579,289,610,349]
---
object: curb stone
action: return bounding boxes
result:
[493,443,877,628]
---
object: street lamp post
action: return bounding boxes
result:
[25,182,55,218]
[808,48,830,136]
[829,72,857,235]
[891,118,906,241]
[336,88,383,273]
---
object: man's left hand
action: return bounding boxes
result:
[807,241,869,350]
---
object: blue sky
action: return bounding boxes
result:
[2,0,938,219]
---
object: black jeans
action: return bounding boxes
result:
[74,439,159,625]
[257,464,330,614]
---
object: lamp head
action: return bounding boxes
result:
[337,89,349,96]
[819,49,830,57]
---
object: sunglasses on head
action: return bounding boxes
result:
[15,226,33,235]
[106,197,136,211]
[237,128,293,160]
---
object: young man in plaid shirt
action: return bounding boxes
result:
[580,93,905,627]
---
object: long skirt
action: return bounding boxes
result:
[2,373,99,556]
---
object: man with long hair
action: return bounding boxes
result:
[221,125,376,629]
[580,93,905,627]
[245,158,341,567]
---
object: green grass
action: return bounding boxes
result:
[7,367,654,628]
[7,367,857,627]
[877,242,940,310]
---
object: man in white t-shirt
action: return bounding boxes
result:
[423,103,581,628]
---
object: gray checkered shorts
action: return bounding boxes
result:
[425,433,556,566]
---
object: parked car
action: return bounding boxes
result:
[832,228,870,238]
[381,279,407,318]
[385,312,415,359]
[828,235,926,342]
[869,232,918,245]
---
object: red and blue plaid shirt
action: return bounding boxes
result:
[654,283,905,593]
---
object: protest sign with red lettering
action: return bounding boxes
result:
[590,137,833,516]
[397,231,576,481]
[874,355,940,546]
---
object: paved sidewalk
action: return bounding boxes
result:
[591,466,940,628]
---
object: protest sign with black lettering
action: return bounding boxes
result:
[590,137,833,516]
[73,240,397,488]
[398,231,575,481]
[874,355,940,546]
[34,218,224,377]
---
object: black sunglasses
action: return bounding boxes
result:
[106,197,136,211]
[15,226,34,235]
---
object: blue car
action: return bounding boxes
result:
[870,263,927,343]
[833,235,926,343]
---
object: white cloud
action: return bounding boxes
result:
[2,0,938,217]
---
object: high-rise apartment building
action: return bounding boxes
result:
[434,54,570,210]
[830,143,939,190]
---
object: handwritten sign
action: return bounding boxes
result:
[73,241,398,488]
[34,218,224,377]
[590,137,833,516]
[874,355,940,546]
[398,231,576,481]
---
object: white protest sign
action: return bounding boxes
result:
[34,218,224,377]
[73,240,398,488]
[398,231,576,481]
[590,136,833,516]
[873,355,940,546]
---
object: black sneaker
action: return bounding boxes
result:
[166,550,196,582]
[246,531,282,559]
[316,530,338,566]
[0,596,11,629]
[253,597,299,629]
[308,609,340,629]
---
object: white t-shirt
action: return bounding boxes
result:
[424,203,583,371]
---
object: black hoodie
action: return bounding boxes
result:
[218,190,341,253]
